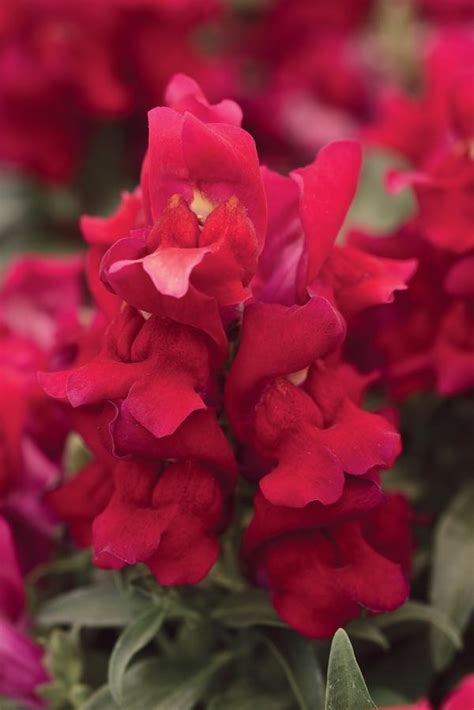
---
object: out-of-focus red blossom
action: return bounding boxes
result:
[234,0,376,162]
[0,516,49,708]
[442,675,474,710]
[346,226,474,398]
[381,673,474,710]
[366,32,474,254]
[0,254,83,570]
[0,1,226,181]
[243,480,411,638]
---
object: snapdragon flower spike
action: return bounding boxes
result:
[243,479,410,638]
[92,459,227,585]
[40,305,213,440]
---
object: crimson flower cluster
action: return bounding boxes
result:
[351,31,474,398]
[0,0,468,182]
[38,74,415,639]
[0,254,86,707]
[0,0,225,181]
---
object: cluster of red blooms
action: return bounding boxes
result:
[1,0,473,182]
[0,8,473,707]
[0,255,84,706]
[30,74,416,643]
[350,30,474,399]
[0,0,226,181]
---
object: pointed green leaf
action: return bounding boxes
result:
[430,483,474,669]
[325,629,376,710]
[82,653,233,710]
[108,603,168,706]
[38,585,146,628]
[260,630,325,710]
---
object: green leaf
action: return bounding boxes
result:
[346,619,390,650]
[325,629,376,710]
[259,630,325,710]
[38,584,147,628]
[430,483,474,669]
[83,653,233,710]
[373,601,462,652]
[108,603,168,706]
[211,590,286,628]
[208,681,291,710]
[27,549,92,585]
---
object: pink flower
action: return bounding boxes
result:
[0,517,49,708]
[0,255,83,570]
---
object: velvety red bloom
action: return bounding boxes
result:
[40,305,216,440]
[92,458,229,584]
[254,140,414,315]
[81,75,266,351]
[0,517,49,708]
[226,297,400,507]
[47,400,237,548]
[243,479,410,638]
[347,226,474,398]
[226,141,405,508]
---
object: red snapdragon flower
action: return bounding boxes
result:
[42,75,412,631]
[243,479,411,638]
[226,140,410,508]
[81,74,266,351]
